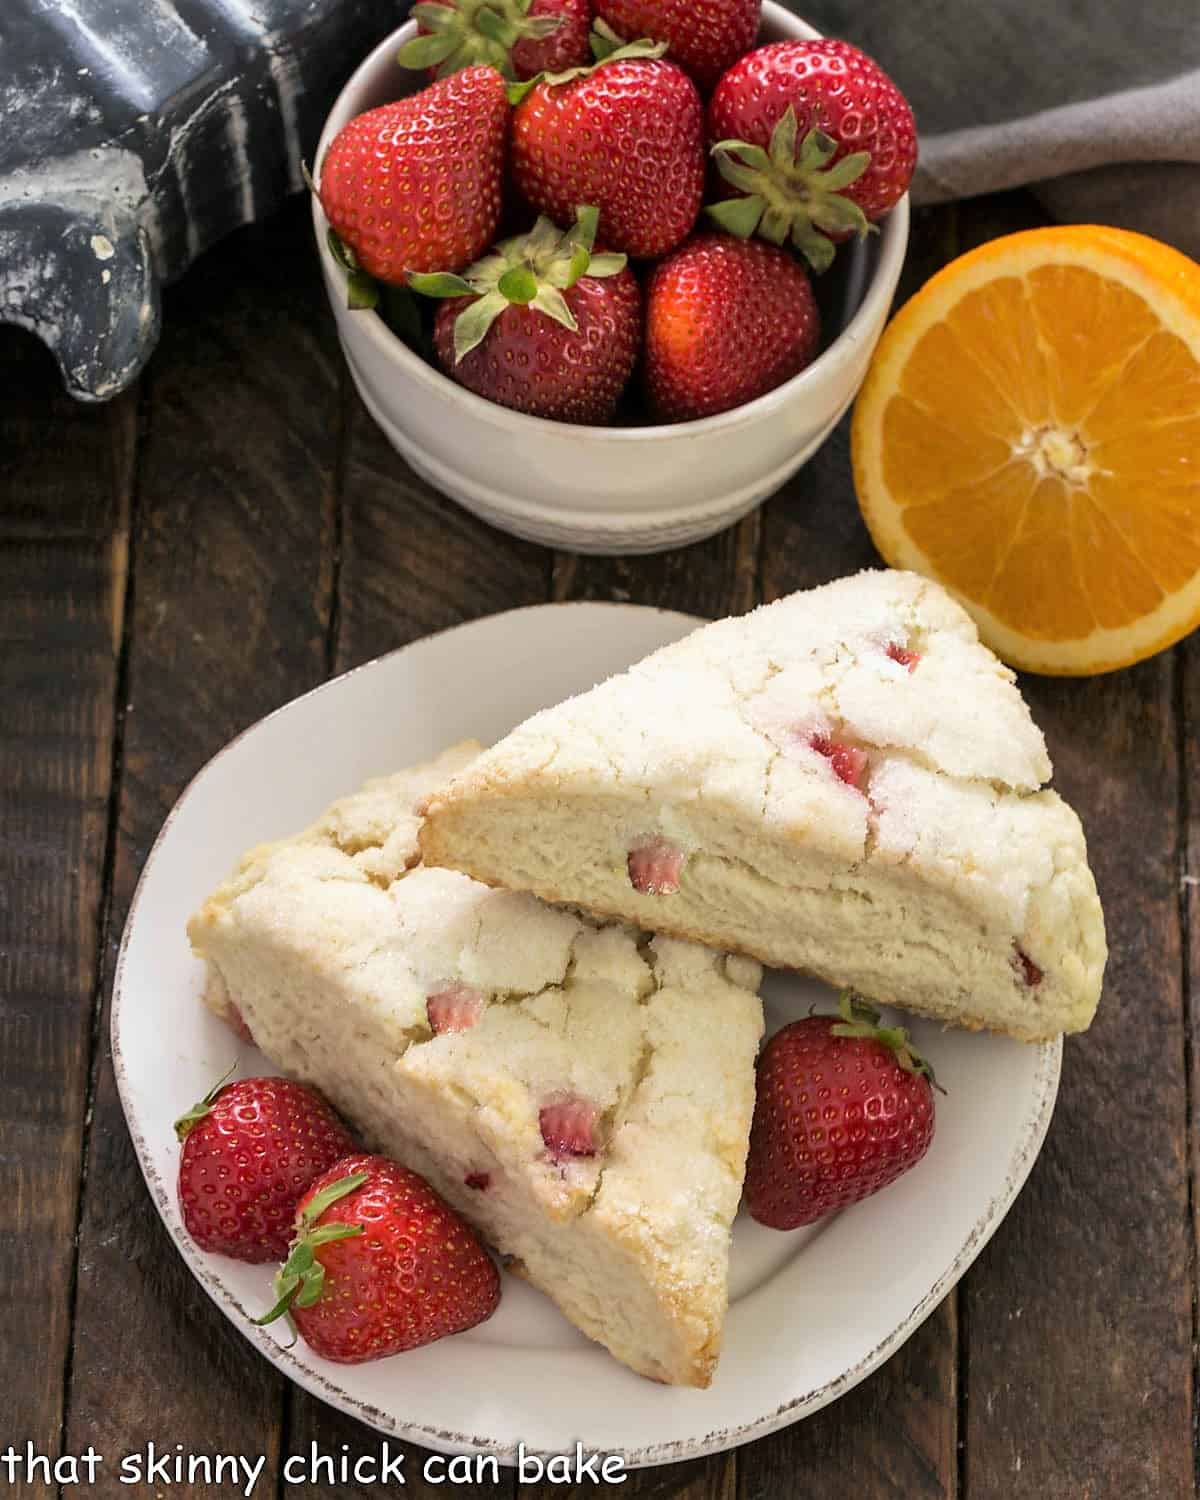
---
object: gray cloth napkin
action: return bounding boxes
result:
[787,0,1200,258]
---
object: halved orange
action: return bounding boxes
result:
[851,225,1200,674]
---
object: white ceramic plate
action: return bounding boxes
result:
[113,603,1061,1469]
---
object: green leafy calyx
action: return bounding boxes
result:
[512,19,666,94]
[707,106,874,273]
[398,0,566,81]
[173,1063,237,1142]
[830,992,944,1093]
[254,1171,369,1327]
[326,227,381,311]
[407,205,626,362]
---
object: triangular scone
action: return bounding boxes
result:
[188,746,764,1388]
[420,573,1107,1041]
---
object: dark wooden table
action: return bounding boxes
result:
[2,187,1194,1500]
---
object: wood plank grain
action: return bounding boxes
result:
[332,391,551,672]
[1183,632,1199,1500]
[61,197,341,1496]
[282,388,549,1500]
[948,189,1193,1500]
[963,659,1191,1500]
[551,511,760,619]
[0,329,133,1498]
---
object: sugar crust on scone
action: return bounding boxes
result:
[188,745,764,1388]
[419,572,1107,1041]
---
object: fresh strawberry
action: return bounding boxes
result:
[427,982,486,1033]
[593,0,760,91]
[258,1154,499,1361]
[511,39,704,258]
[318,67,509,282]
[411,206,640,423]
[539,1093,599,1159]
[175,1074,357,1263]
[643,233,820,421]
[399,0,592,82]
[746,994,939,1230]
[627,836,684,894]
[707,40,917,271]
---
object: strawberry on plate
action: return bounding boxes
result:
[258,1154,500,1361]
[398,0,592,82]
[745,993,939,1230]
[410,205,640,423]
[707,40,917,272]
[643,232,820,421]
[511,37,705,259]
[175,1074,357,1263]
[593,0,761,91]
[318,66,510,282]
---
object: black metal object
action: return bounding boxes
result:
[1,0,405,401]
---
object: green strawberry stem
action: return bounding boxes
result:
[173,1062,237,1142]
[506,25,667,101]
[707,105,874,274]
[325,227,381,311]
[588,15,630,60]
[254,1171,370,1327]
[830,992,945,1093]
[398,0,566,81]
[408,205,627,361]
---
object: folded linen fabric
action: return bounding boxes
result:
[790,0,1200,256]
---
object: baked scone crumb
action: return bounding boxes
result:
[419,572,1107,1040]
[188,745,764,1387]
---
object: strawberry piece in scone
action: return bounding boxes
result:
[627,836,684,895]
[419,571,1107,1042]
[427,982,485,1034]
[188,749,764,1387]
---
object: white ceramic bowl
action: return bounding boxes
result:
[313,4,910,554]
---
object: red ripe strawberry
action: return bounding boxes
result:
[593,0,761,92]
[399,0,592,82]
[746,995,939,1230]
[411,206,640,423]
[707,40,917,272]
[643,233,820,422]
[511,42,704,259]
[258,1154,500,1361]
[175,1074,357,1263]
[318,67,509,282]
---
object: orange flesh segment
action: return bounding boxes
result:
[880,258,1200,642]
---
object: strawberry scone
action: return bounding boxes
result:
[188,746,763,1387]
[420,572,1107,1041]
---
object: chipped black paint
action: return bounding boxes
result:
[0,0,407,400]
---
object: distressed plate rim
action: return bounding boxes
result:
[112,601,1062,1469]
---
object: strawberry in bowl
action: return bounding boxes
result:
[398,0,593,82]
[707,39,917,272]
[410,206,641,422]
[311,2,913,552]
[510,33,706,260]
